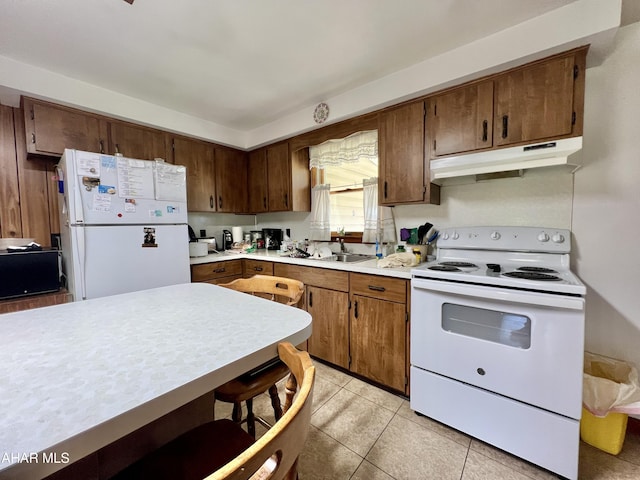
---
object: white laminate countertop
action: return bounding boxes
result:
[190,249,414,280]
[0,283,311,480]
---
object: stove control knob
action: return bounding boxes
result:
[490,231,501,240]
[451,232,459,240]
[537,232,550,242]
[552,233,565,243]
[442,232,449,240]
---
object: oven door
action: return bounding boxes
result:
[411,277,585,419]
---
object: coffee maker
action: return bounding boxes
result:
[222,229,233,250]
[262,228,283,250]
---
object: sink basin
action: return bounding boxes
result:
[322,253,376,263]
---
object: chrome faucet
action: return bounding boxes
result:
[339,238,347,253]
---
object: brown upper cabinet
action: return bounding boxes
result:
[248,149,269,213]
[247,142,310,213]
[493,52,583,147]
[379,101,440,206]
[107,121,169,160]
[172,136,216,212]
[428,81,494,157]
[428,47,587,159]
[22,97,107,157]
[214,147,248,213]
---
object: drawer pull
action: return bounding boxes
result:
[254,266,263,271]
[214,267,226,273]
[368,285,386,292]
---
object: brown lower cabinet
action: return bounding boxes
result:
[243,259,274,277]
[190,259,409,393]
[274,263,409,394]
[190,259,243,284]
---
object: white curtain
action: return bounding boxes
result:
[362,177,397,244]
[309,184,331,241]
[309,130,378,169]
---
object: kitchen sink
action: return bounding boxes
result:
[320,253,376,263]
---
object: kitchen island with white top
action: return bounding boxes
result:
[0,282,312,480]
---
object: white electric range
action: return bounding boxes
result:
[410,226,586,480]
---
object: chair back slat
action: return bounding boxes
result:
[221,275,304,307]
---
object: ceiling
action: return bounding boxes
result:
[0,0,591,133]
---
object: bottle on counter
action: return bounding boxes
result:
[412,248,422,263]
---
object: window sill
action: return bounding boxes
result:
[330,232,364,244]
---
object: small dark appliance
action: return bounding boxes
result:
[223,229,233,250]
[0,249,61,300]
[262,228,283,250]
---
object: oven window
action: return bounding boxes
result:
[442,303,531,349]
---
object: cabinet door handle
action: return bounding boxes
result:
[209,195,214,209]
[254,266,263,271]
[218,196,223,209]
[263,197,267,209]
[354,301,359,319]
[384,181,388,199]
[99,139,105,153]
[31,133,36,144]
[284,193,288,208]
[115,143,120,154]
[214,267,226,273]
[368,285,386,292]
[482,120,488,142]
[501,115,509,139]
[309,292,313,307]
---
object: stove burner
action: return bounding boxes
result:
[504,271,561,281]
[517,266,558,274]
[428,265,461,272]
[439,261,478,268]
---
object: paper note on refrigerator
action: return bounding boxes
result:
[116,158,155,199]
[154,163,187,202]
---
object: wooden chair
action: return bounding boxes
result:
[111,342,315,480]
[220,275,304,307]
[216,275,305,437]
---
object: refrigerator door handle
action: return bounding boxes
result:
[73,227,87,300]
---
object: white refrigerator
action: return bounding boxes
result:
[57,149,191,300]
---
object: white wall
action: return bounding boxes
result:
[573,22,640,369]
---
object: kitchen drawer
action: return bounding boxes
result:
[350,273,407,303]
[244,259,274,277]
[191,260,243,282]
[273,264,349,292]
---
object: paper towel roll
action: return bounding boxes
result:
[231,226,243,243]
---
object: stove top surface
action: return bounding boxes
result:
[411,226,586,295]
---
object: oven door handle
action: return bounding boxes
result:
[412,278,584,311]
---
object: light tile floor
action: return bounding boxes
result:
[214,360,640,480]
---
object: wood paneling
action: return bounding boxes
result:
[0,105,22,238]
[15,108,55,246]
[0,290,71,314]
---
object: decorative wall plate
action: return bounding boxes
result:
[313,102,330,124]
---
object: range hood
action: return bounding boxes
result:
[430,137,583,181]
